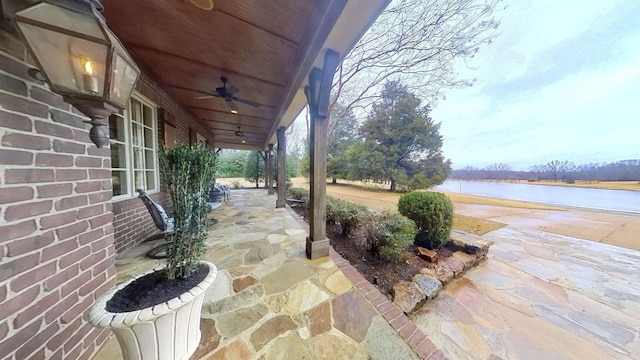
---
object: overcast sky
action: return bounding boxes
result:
[431,0,640,171]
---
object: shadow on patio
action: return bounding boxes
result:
[93,189,441,359]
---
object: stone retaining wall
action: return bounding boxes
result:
[392,230,494,314]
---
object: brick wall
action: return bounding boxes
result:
[0,30,115,360]
[111,64,214,253]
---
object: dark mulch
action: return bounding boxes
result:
[292,205,449,296]
[106,264,209,313]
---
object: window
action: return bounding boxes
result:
[109,93,159,199]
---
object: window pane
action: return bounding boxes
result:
[131,98,141,122]
[145,150,155,169]
[133,148,143,169]
[109,114,126,142]
[112,171,127,196]
[111,143,126,168]
[143,105,154,127]
[146,171,156,190]
[134,171,145,190]
[144,127,153,148]
[132,124,143,146]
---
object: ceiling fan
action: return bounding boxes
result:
[196,77,260,114]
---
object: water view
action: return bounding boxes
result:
[435,180,640,213]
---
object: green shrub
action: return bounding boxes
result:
[365,212,416,260]
[333,199,368,236]
[326,196,339,224]
[159,143,218,279]
[288,187,310,206]
[398,191,453,249]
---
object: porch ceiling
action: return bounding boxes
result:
[102,0,389,150]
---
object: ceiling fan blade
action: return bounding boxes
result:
[233,97,260,107]
[195,95,217,99]
[226,85,239,96]
[225,99,239,113]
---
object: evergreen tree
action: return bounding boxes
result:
[243,151,265,187]
[352,80,450,191]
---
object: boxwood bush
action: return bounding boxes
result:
[287,187,310,206]
[365,211,417,260]
[398,191,453,249]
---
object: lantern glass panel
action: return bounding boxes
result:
[17,22,107,96]
[16,3,106,40]
[110,54,139,107]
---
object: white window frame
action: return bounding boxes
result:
[110,92,160,201]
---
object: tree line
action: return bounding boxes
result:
[452,160,640,182]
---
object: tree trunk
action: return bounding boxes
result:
[332,177,337,184]
[390,179,396,192]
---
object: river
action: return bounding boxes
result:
[434,180,640,214]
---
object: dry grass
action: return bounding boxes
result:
[290,177,513,235]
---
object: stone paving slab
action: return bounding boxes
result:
[93,189,430,360]
[411,226,640,360]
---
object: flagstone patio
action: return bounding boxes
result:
[93,189,441,360]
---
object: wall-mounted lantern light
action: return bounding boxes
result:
[1,0,140,148]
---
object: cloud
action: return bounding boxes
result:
[433,0,640,170]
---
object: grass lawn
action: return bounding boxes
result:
[289,177,564,235]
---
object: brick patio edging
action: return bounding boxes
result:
[285,205,446,360]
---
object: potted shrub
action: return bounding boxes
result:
[90,143,219,360]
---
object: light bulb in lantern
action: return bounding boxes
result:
[82,58,99,93]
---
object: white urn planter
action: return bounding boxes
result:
[90,261,217,360]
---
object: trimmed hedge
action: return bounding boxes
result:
[365,211,417,260]
[398,191,453,249]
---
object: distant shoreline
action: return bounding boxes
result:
[447,179,640,192]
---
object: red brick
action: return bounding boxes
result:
[77,204,105,220]
[0,50,31,77]
[61,293,92,324]
[89,213,112,229]
[398,321,418,340]
[0,186,34,204]
[415,338,437,359]
[75,156,102,168]
[0,285,5,303]
[49,349,63,360]
[34,120,74,139]
[27,348,46,360]
[0,319,42,359]
[64,344,82,360]
[78,271,106,297]
[39,210,76,230]
[59,245,90,268]
[0,219,37,242]
[88,190,112,204]
[35,153,73,167]
[77,341,96,360]
[47,317,81,352]
[61,269,92,298]
[91,235,113,252]
[408,329,427,349]
[4,200,52,221]
[50,108,85,129]
[383,307,403,322]
[0,72,27,95]
[377,301,394,314]
[0,149,33,165]
[5,169,54,184]
[0,108,32,131]
[0,284,39,320]
[13,290,60,328]
[55,169,87,181]
[427,349,446,360]
[77,228,104,245]
[1,132,50,150]
[75,181,103,193]
[10,261,56,293]
[92,257,115,278]
[54,194,88,211]
[87,146,109,157]
[45,293,78,324]
[0,93,49,118]
[52,139,85,154]
[30,87,69,110]
[41,238,79,262]
[36,183,73,198]
[56,221,88,240]
[15,321,60,360]
[7,231,55,257]
[371,295,386,306]
[44,263,79,292]
[0,322,7,342]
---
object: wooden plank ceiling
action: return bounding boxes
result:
[102,0,342,150]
